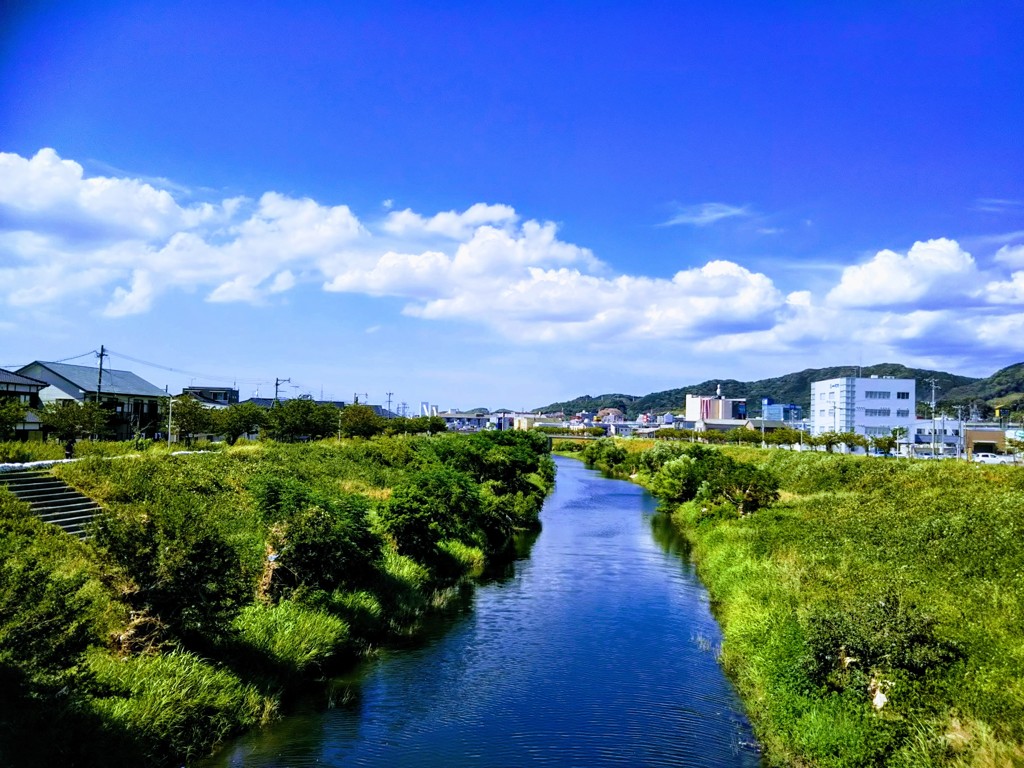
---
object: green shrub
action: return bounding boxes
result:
[93,499,251,642]
[378,466,484,566]
[271,496,380,596]
[0,441,65,463]
[0,491,119,685]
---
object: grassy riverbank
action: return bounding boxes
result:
[0,431,553,766]
[571,439,1024,767]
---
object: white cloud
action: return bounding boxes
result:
[662,202,750,227]
[994,243,1024,268]
[7,148,1024,370]
[974,198,1024,214]
[826,238,980,308]
[382,203,518,239]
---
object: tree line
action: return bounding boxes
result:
[0,396,452,456]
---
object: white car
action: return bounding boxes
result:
[972,452,1017,465]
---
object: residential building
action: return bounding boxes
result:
[17,360,166,440]
[0,368,48,440]
[810,375,916,438]
[182,386,239,407]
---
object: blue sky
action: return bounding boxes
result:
[2,1,1024,410]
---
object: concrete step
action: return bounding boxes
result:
[0,469,102,539]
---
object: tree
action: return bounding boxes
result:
[838,431,869,454]
[263,397,339,442]
[0,399,28,440]
[338,404,385,438]
[170,395,213,448]
[214,402,266,445]
[34,401,108,457]
[817,431,842,453]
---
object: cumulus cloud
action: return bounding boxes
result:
[7,148,1024,366]
[382,202,518,239]
[826,238,981,308]
[994,243,1024,268]
[662,202,750,227]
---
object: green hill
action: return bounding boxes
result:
[535,363,983,418]
[941,363,1024,407]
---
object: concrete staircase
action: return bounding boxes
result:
[0,469,102,538]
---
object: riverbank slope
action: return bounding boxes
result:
[567,439,1024,767]
[0,432,554,766]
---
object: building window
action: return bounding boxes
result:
[864,408,891,417]
[897,391,910,399]
[819,409,825,417]
[865,426,889,436]
[865,391,892,399]
[896,409,910,417]
[819,393,826,401]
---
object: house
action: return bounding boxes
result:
[182,386,240,407]
[17,360,166,440]
[0,368,48,440]
[810,375,916,439]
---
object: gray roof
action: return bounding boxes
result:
[22,361,166,398]
[0,369,47,387]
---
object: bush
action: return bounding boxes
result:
[378,466,484,566]
[270,496,380,596]
[93,500,251,643]
[0,491,119,686]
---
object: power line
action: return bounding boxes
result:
[2,349,98,368]
[105,348,268,384]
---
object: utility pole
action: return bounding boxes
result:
[167,395,174,447]
[926,378,939,458]
[386,392,394,417]
[956,404,965,459]
[274,377,291,402]
[95,345,107,403]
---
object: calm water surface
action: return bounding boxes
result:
[206,456,761,767]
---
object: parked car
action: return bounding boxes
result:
[972,452,1017,465]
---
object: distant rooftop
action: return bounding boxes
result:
[0,368,47,387]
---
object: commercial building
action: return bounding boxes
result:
[684,386,747,422]
[810,375,916,438]
[760,398,802,422]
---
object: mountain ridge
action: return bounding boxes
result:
[534,362,1024,419]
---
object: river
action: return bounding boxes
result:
[206,455,761,767]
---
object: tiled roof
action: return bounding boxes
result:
[22,361,166,398]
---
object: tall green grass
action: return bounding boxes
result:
[633,446,1024,767]
[86,648,272,764]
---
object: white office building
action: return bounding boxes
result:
[810,375,916,438]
